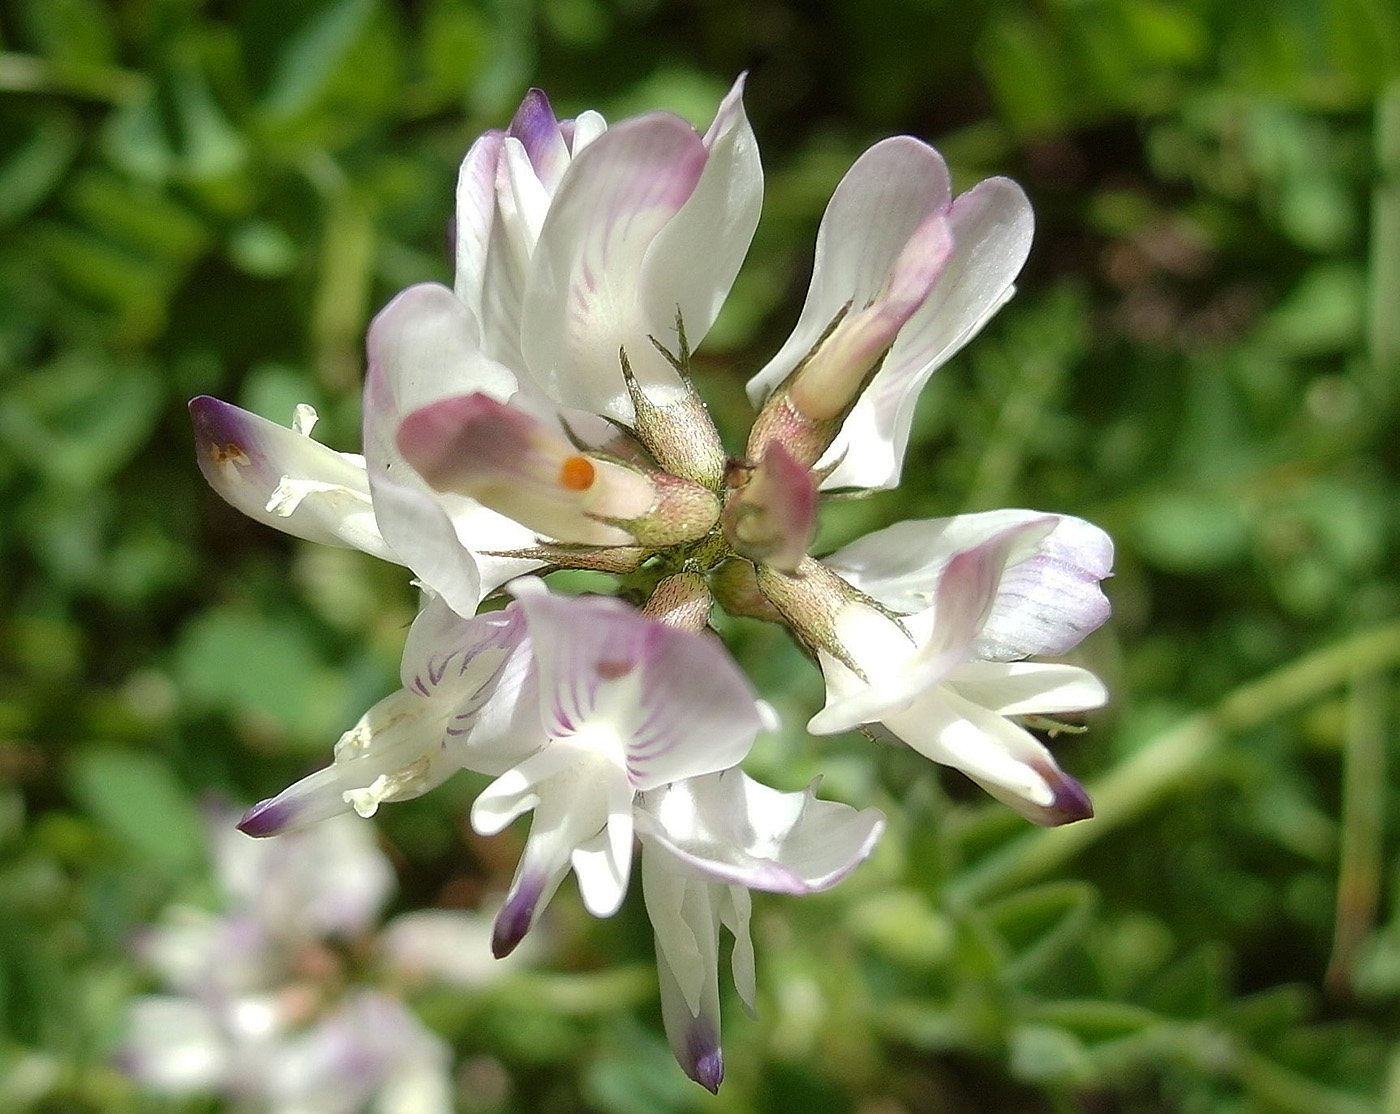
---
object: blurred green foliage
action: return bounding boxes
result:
[2,0,1400,1111]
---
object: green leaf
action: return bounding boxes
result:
[173,606,347,746]
[0,354,164,490]
[984,881,1098,984]
[0,106,81,228]
[65,747,205,875]
[260,0,378,122]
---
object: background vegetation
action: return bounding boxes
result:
[2,0,1400,1110]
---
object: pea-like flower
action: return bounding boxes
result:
[190,75,1114,1093]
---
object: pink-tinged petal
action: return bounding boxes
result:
[947,661,1108,717]
[508,88,571,190]
[366,282,516,413]
[453,128,506,317]
[512,586,765,788]
[813,519,1056,733]
[638,74,763,366]
[786,210,954,423]
[189,397,394,560]
[364,286,539,612]
[828,510,1113,659]
[821,177,1034,490]
[884,688,1093,826]
[397,392,652,545]
[721,441,818,573]
[520,113,709,417]
[636,769,885,893]
[746,137,953,410]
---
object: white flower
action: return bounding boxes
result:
[361,77,760,615]
[746,136,1034,490]
[238,597,530,836]
[635,769,884,1091]
[120,811,463,1114]
[780,518,1111,825]
[471,579,769,957]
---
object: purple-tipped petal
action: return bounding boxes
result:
[189,397,393,559]
[236,796,297,838]
[491,880,541,958]
[682,1021,724,1094]
[1038,767,1094,826]
[508,89,570,189]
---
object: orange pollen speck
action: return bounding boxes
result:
[558,455,596,491]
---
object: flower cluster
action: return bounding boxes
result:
[190,76,1112,1092]
[120,808,529,1114]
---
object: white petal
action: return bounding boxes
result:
[453,128,505,319]
[514,589,765,788]
[363,286,539,613]
[827,509,1112,659]
[120,997,231,1093]
[819,177,1034,490]
[189,397,395,560]
[946,661,1109,716]
[814,520,1054,733]
[884,688,1092,825]
[638,75,763,365]
[519,113,709,417]
[636,769,885,893]
[745,137,952,408]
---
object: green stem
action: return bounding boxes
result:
[1368,79,1400,403]
[951,622,1400,903]
[1324,671,1389,993]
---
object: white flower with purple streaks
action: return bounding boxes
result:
[762,519,1109,826]
[745,136,1034,491]
[238,596,529,837]
[635,769,885,1091]
[471,579,769,958]
[361,76,760,616]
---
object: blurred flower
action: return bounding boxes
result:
[120,809,525,1114]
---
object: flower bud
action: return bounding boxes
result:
[721,442,818,574]
[622,343,728,491]
[642,572,713,630]
[398,393,719,549]
[747,211,952,469]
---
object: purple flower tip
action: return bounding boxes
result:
[237,797,294,837]
[509,88,561,172]
[1042,770,1094,826]
[491,884,539,958]
[683,1021,724,1093]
